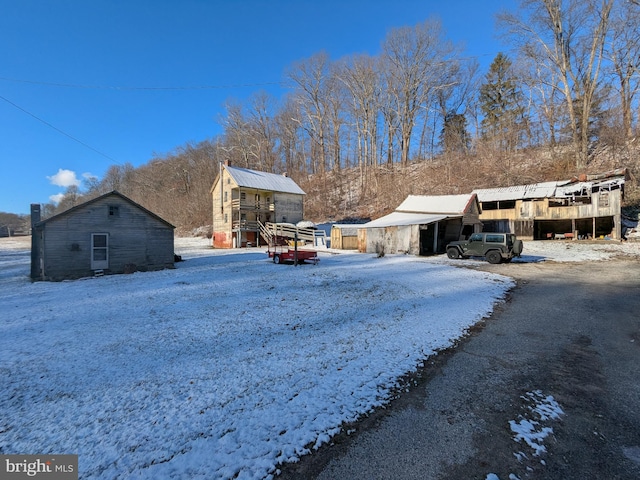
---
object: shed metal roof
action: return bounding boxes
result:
[363,212,450,228]
[34,191,175,229]
[396,194,475,214]
[225,165,305,195]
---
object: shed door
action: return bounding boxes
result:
[91,233,109,270]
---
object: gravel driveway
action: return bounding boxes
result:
[279,255,640,480]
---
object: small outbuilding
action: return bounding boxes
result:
[31,191,175,281]
[330,224,362,250]
[358,194,482,255]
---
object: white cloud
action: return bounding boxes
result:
[49,193,65,204]
[47,169,80,187]
[82,172,97,181]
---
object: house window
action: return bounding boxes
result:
[224,214,228,223]
[109,205,119,217]
[224,191,228,202]
[241,192,246,200]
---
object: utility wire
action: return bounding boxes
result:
[0,93,119,163]
[0,76,287,91]
[0,93,173,206]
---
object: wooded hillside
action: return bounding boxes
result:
[40,0,640,232]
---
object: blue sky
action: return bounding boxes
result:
[0,0,514,215]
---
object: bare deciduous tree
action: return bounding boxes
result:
[381,18,457,165]
[606,0,640,140]
[287,52,332,174]
[500,0,613,167]
[336,54,382,186]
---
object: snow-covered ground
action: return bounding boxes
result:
[0,236,638,479]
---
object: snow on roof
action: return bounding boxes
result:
[474,174,626,202]
[396,194,474,214]
[225,165,306,195]
[555,177,625,197]
[473,182,563,202]
[363,212,449,228]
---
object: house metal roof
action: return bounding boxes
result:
[225,165,306,195]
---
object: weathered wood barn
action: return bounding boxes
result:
[357,194,482,255]
[31,191,175,281]
[211,162,306,248]
[473,169,628,240]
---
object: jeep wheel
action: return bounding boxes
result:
[446,247,460,259]
[513,239,523,256]
[486,250,503,264]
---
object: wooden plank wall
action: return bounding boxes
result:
[40,196,174,280]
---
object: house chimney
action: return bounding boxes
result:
[30,203,41,226]
[30,204,41,280]
[282,172,288,177]
[225,160,232,167]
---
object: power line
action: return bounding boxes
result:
[0,76,287,91]
[0,92,187,206]
[0,93,119,163]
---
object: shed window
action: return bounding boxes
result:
[109,205,119,217]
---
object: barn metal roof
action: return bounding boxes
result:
[396,194,476,214]
[474,174,626,202]
[473,181,564,202]
[555,177,625,197]
[363,212,449,228]
[225,165,306,195]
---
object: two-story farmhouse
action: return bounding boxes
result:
[473,169,627,240]
[211,162,306,248]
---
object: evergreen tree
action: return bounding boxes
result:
[479,53,526,152]
[440,112,470,153]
